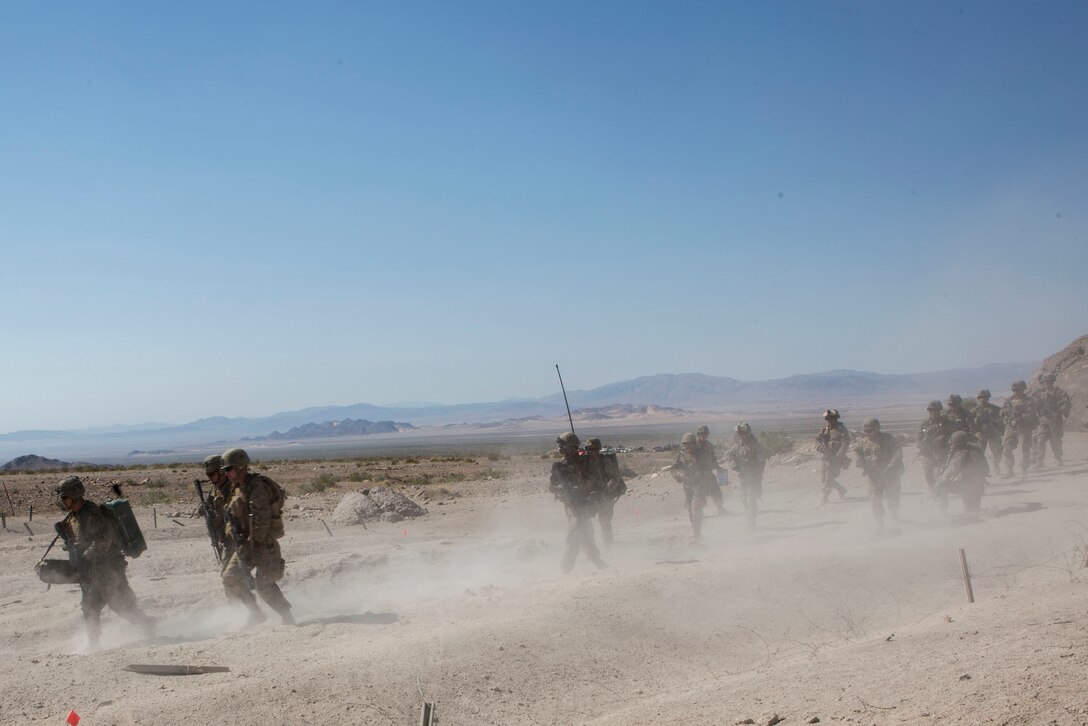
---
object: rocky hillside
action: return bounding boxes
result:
[263,419,415,440]
[1,454,72,472]
[1031,334,1088,430]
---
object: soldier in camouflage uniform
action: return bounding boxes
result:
[200,455,230,558]
[1001,380,1039,479]
[582,437,627,546]
[694,425,728,515]
[935,430,988,514]
[220,448,295,626]
[56,476,154,648]
[815,409,850,503]
[971,389,1005,476]
[853,419,904,530]
[549,433,608,572]
[725,422,766,529]
[917,400,955,494]
[1032,374,1072,468]
[672,433,710,544]
[945,394,974,434]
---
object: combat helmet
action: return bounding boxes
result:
[735,422,752,435]
[926,400,943,412]
[681,433,697,445]
[823,409,840,420]
[584,437,602,450]
[57,476,85,498]
[1039,373,1056,384]
[556,432,580,449]
[1011,380,1027,392]
[949,430,972,448]
[976,389,992,400]
[221,448,251,470]
[862,418,881,433]
[946,394,963,407]
[203,454,223,474]
[696,425,710,436]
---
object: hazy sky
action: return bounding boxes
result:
[2,2,1086,433]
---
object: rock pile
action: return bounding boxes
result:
[331,488,427,526]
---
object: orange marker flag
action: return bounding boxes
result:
[66,710,81,726]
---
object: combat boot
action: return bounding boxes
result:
[243,605,268,629]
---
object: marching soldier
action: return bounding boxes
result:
[582,437,627,546]
[1033,374,1072,469]
[917,400,955,494]
[726,422,766,529]
[672,433,710,544]
[854,419,904,530]
[56,476,154,648]
[971,389,1005,476]
[220,448,295,626]
[549,433,608,572]
[936,430,988,514]
[815,409,850,502]
[945,394,974,434]
[694,425,728,515]
[1002,380,1039,479]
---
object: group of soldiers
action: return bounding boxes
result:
[50,447,294,648]
[550,375,1074,556]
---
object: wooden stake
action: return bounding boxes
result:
[153,508,158,529]
[958,548,975,604]
[319,519,333,537]
[23,522,34,537]
[171,519,185,527]
[1,482,15,519]
[28,505,33,522]
[1,513,5,531]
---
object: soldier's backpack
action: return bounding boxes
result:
[256,475,288,540]
[102,497,148,559]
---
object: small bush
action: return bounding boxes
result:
[347,471,372,483]
[404,474,433,486]
[144,490,174,506]
[302,473,337,493]
[469,468,507,481]
[758,430,795,457]
[146,478,168,489]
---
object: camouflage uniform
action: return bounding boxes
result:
[672,438,709,543]
[1001,386,1038,478]
[917,407,956,493]
[945,400,974,435]
[66,500,153,645]
[726,427,765,528]
[694,428,727,515]
[815,416,850,502]
[936,433,989,514]
[1033,381,1072,468]
[550,450,607,572]
[854,423,904,528]
[970,391,1005,475]
[582,441,626,546]
[221,471,293,622]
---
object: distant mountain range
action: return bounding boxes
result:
[0,361,1037,461]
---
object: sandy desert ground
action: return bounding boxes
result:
[2,432,1088,725]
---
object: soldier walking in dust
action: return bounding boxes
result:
[935,430,988,515]
[549,433,608,572]
[725,422,766,529]
[854,419,904,530]
[945,394,975,434]
[56,476,154,649]
[971,389,1005,476]
[220,448,295,626]
[1001,380,1039,479]
[198,454,244,602]
[917,400,955,494]
[582,437,627,546]
[694,425,728,515]
[1032,373,1072,469]
[672,433,711,544]
[815,409,850,503]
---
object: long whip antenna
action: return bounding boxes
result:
[555,364,576,437]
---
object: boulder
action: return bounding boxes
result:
[331,488,427,526]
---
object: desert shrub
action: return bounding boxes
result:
[758,430,795,457]
[146,477,168,489]
[444,472,467,482]
[404,474,432,486]
[144,490,174,505]
[302,473,337,493]
[486,452,502,462]
[469,468,507,481]
[347,471,372,483]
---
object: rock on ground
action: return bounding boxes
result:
[330,488,427,526]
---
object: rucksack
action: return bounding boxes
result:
[255,475,287,539]
[101,498,148,558]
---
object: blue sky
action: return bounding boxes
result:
[2,1,1086,432]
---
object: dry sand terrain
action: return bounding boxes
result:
[2,433,1088,725]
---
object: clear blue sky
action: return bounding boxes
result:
[2,1,1086,432]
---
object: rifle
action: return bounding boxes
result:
[194,480,223,564]
[34,512,79,587]
[555,364,576,439]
